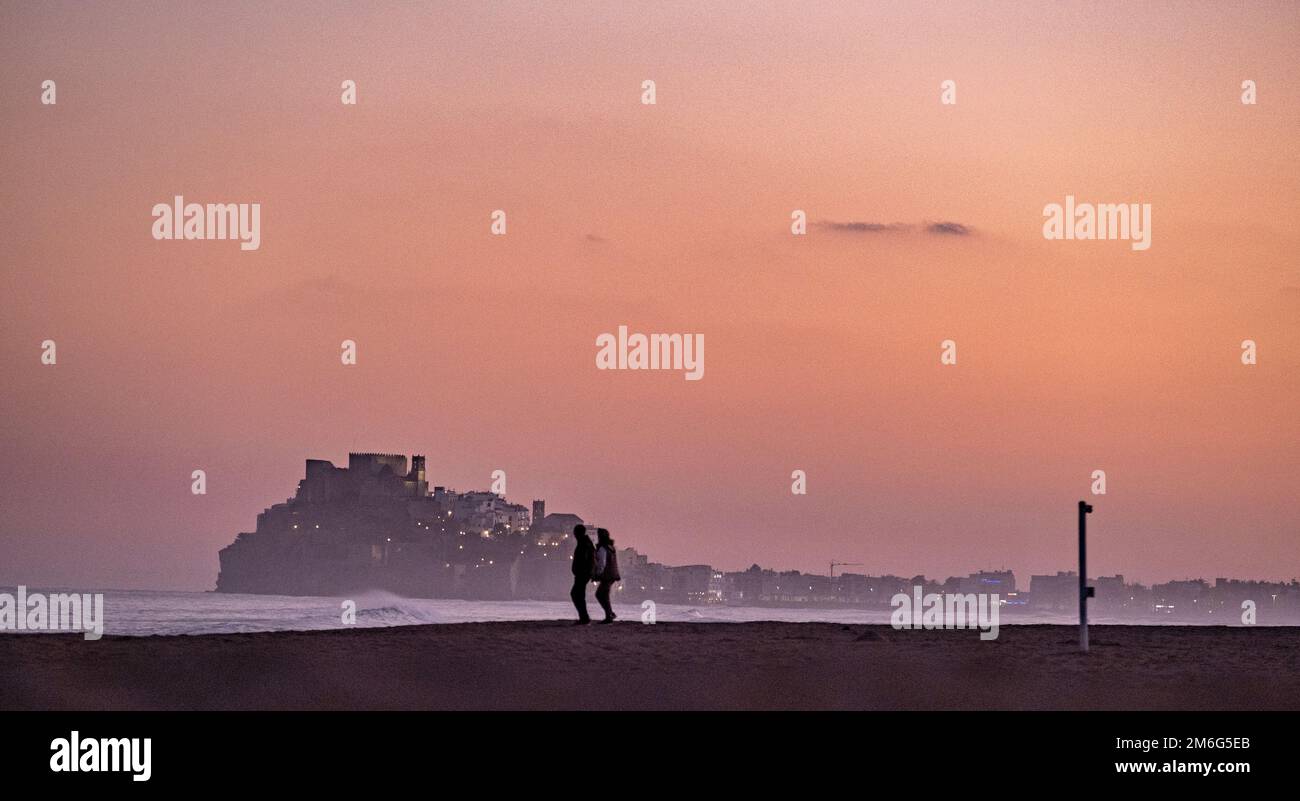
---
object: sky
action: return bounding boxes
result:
[1,1,1297,591]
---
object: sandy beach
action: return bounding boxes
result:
[3,622,1298,711]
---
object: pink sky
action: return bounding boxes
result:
[2,1,1297,590]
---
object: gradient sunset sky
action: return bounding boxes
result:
[2,1,1297,591]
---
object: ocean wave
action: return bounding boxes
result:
[353,604,438,627]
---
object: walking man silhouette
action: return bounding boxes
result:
[570,524,595,624]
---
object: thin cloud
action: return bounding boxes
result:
[815,220,974,236]
[926,221,972,236]
[816,221,912,233]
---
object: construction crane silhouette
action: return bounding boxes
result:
[829,561,862,577]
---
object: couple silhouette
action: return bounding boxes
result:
[570,524,620,624]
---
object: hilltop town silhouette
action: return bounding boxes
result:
[217,453,1300,623]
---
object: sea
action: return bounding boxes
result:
[0,586,1169,637]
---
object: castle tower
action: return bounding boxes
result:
[532,499,545,527]
[407,455,428,497]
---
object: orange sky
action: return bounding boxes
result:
[2,1,1297,590]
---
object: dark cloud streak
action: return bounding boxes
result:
[817,221,913,233]
[815,220,974,237]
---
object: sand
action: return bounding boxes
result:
[2,621,1298,710]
